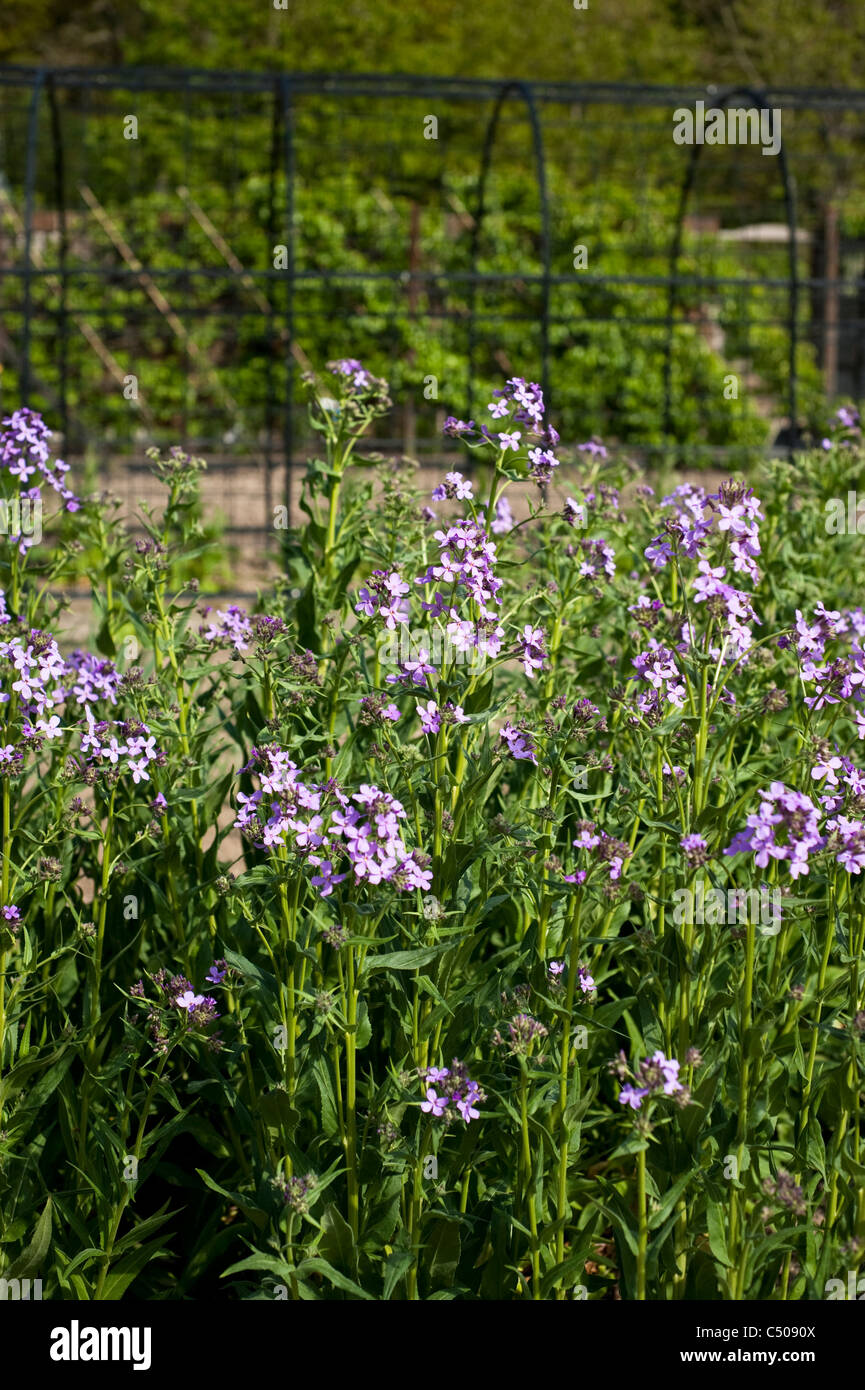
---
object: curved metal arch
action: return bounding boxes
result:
[466,79,551,419]
[662,86,799,460]
[20,68,46,405]
[47,72,69,446]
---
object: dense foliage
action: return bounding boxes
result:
[1,368,864,1299]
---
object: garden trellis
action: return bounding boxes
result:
[1,67,865,540]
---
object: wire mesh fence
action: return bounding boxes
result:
[1,67,864,555]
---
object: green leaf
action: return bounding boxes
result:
[362,943,457,974]
[196,1169,268,1229]
[222,950,279,1002]
[648,1171,693,1231]
[100,1235,172,1300]
[6,1197,53,1280]
[259,1089,301,1133]
[382,1248,414,1301]
[294,1256,374,1300]
[319,1203,357,1276]
[706,1200,733,1268]
[425,1219,461,1289]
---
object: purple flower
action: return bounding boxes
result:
[619,1084,649,1110]
[527,446,559,484]
[1,408,81,521]
[563,497,587,528]
[680,833,708,867]
[442,417,475,438]
[420,1087,447,1117]
[420,1059,484,1122]
[455,1094,480,1123]
[499,722,537,764]
[432,470,473,502]
[515,625,547,679]
[424,1066,450,1084]
[175,990,205,1011]
[354,570,410,629]
[416,700,441,735]
[724,783,824,879]
[309,860,349,897]
[490,496,514,534]
[200,605,253,653]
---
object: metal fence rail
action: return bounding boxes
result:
[1,67,864,546]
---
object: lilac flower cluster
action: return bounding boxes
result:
[418,520,501,619]
[643,481,764,664]
[432,471,473,502]
[234,749,431,896]
[80,710,165,785]
[416,699,468,735]
[783,603,865,713]
[690,559,760,660]
[355,570,411,630]
[281,1172,318,1215]
[1,903,21,936]
[1,408,81,522]
[0,630,67,716]
[499,722,538,764]
[563,497,587,528]
[515,624,548,679]
[492,1013,548,1055]
[130,968,222,1054]
[821,404,860,449]
[414,519,505,662]
[615,1050,687,1110]
[724,783,823,879]
[710,483,763,585]
[574,536,616,583]
[385,648,435,689]
[420,1060,484,1124]
[61,650,123,706]
[200,605,254,653]
[573,821,632,882]
[327,357,388,396]
[645,484,710,569]
[489,496,514,535]
[549,959,596,995]
[632,643,687,712]
[680,833,709,867]
[443,376,560,490]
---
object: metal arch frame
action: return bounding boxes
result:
[2,65,853,521]
[46,71,69,445]
[20,68,46,405]
[466,79,551,420]
[662,86,800,459]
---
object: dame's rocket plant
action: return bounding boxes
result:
[0,381,863,1300]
